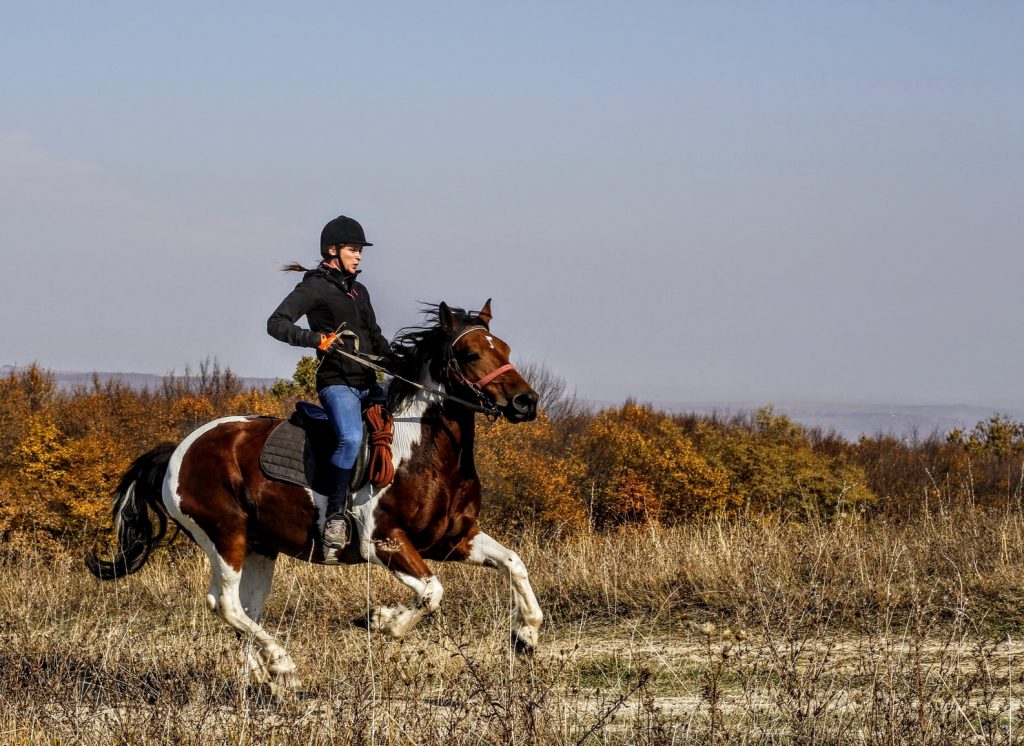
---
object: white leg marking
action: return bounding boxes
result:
[466,532,543,649]
[237,552,279,684]
[206,565,222,612]
[211,557,300,685]
[369,573,444,639]
[239,553,276,622]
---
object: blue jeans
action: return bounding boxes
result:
[318,385,368,470]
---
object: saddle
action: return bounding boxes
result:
[259,401,395,496]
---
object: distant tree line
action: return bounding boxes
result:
[1,360,1022,544]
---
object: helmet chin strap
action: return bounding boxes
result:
[325,248,359,276]
[321,250,340,270]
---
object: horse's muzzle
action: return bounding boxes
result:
[510,391,539,422]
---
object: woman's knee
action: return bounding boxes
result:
[331,436,361,469]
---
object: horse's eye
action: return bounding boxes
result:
[459,352,481,363]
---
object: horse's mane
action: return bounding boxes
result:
[387,304,481,412]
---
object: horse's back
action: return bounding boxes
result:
[169,416,323,566]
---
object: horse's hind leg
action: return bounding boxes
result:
[206,549,301,692]
[164,420,300,693]
[461,531,543,653]
[368,529,443,639]
[237,552,278,685]
[239,552,277,622]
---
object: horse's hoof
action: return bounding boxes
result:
[267,671,303,701]
[367,606,404,636]
[512,631,537,656]
[352,608,399,634]
[352,614,370,629]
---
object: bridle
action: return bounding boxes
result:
[446,326,517,388]
[445,325,518,418]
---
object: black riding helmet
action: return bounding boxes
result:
[320,215,372,257]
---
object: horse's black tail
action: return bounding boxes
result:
[85,442,178,580]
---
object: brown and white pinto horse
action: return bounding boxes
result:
[86,300,542,692]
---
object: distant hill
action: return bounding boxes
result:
[0,366,280,391]
[652,400,1024,442]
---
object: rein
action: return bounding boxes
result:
[323,333,505,419]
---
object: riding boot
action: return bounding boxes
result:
[323,466,352,549]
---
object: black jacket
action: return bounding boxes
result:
[267,265,391,390]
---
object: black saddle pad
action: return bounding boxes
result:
[259,402,371,495]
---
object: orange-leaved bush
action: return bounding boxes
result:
[571,403,736,527]
[689,407,875,516]
[168,395,215,436]
[475,413,588,534]
[225,390,285,418]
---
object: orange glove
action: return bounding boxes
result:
[318,333,338,351]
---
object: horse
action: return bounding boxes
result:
[86,299,543,693]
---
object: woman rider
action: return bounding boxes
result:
[267,215,392,548]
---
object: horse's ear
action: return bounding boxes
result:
[478,298,492,326]
[439,302,456,333]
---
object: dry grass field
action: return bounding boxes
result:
[3,509,1024,744]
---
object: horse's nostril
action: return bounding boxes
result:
[513,393,538,414]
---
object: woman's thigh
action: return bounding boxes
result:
[318,386,369,467]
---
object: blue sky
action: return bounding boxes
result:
[2,2,1022,406]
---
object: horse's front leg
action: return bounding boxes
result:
[369,529,443,639]
[462,531,543,653]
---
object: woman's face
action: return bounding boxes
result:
[337,244,363,273]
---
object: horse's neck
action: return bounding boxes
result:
[393,366,476,477]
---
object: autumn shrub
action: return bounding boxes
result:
[269,354,318,404]
[1,410,121,534]
[0,364,54,472]
[843,415,1024,516]
[0,364,280,541]
[225,389,285,418]
[953,413,1024,457]
[168,395,216,435]
[476,413,588,533]
[571,402,736,527]
[684,407,876,517]
[946,414,1024,506]
[59,380,174,449]
[850,433,952,515]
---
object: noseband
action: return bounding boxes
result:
[446,326,517,415]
